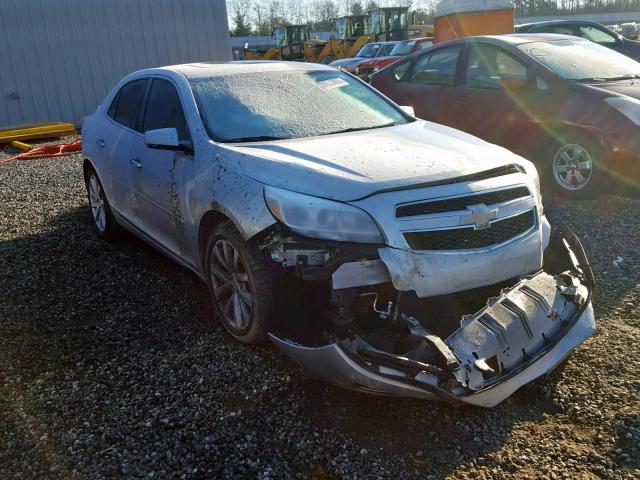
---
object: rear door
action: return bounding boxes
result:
[388,45,465,126]
[129,77,193,257]
[100,78,149,225]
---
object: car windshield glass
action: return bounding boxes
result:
[390,40,415,56]
[188,69,411,142]
[379,44,395,56]
[519,39,640,81]
[357,43,381,58]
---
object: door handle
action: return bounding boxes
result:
[96,138,106,148]
[130,157,143,169]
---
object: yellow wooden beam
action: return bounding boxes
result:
[0,122,76,143]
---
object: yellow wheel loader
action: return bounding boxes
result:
[244,25,309,61]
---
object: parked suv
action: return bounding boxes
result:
[82,62,595,407]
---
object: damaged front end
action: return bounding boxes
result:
[266,225,595,407]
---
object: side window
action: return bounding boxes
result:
[417,40,433,50]
[407,46,461,85]
[579,25,617,45]
[551,25,576,36]
[107,91,120,119]
[529,25,554,34]
[464,45,528,89]
[392,61,411,81]
[142,79,190,141]
[113,79,148,130]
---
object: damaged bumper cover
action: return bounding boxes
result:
[270,227,595,407]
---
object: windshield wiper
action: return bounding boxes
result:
[573,74,640,83]
[320,122,399,136]
[224,135,286,143]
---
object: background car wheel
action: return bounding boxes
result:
[205,221,273,344]
[84,167,121,240]
[545,135,610,198]
[322,55,337,65]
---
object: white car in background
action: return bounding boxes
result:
[82,62,595,407]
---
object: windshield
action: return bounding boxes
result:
[379,43,396,56]
[519,39,640,81]
[188,69,411,143]
[390,40,415,56]
[357,43,381,58]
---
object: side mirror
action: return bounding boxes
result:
[400,105,415,116]
[500,75,528,92]
[144,128,192,154]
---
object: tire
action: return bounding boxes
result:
[84,166,122,241]
[322,55,337,65]
[544,134,610,198]
[204,221,273,344]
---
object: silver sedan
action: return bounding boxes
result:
[82,62,595,406]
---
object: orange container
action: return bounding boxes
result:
[434,0,514,43]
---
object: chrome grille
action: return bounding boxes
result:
[396,186,530,218]
[404,210,535,251]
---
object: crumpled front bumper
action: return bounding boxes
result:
[270,306,594,407]
[270,227,596,407]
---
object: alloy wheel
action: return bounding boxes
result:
[552,144,593,191]
[209,239,253,331]
[88,173,106,231]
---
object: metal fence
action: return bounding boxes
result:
[0,0,232,128]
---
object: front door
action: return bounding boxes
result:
[130,77,193,257]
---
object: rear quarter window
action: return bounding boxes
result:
[111,79,148,131]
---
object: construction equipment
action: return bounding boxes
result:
[0,122,76,144]
[242,7,414,64]
[408,24,435,39]
[371,6,410,41]
[244,25,309,61]
[306,15,373,64]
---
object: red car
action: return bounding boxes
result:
[356,37,434,81]
[371,34,640,196]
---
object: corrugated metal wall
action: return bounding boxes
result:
[0,0,231,127]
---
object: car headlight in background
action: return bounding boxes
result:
[372,66,380,72]
[604,96,640,126]
[264,186,384,243]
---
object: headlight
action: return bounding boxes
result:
[264,186,384,243]
[372,66,380,72]
[604,96,640,126]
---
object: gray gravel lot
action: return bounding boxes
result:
[0,147,638,479]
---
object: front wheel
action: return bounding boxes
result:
[546,137,609,198]
[205,221,273,344]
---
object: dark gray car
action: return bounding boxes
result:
[516,20,640,60]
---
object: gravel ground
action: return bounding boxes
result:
[0,145,638,479]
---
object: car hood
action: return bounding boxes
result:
[359,55,401,66]
[219,121,530,202]
[330,58,364,68]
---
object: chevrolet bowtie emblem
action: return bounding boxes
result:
[462,204,498,230]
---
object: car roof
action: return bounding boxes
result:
[458,33,586,45]
[138,61,335,79]
[517,19,603,28]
